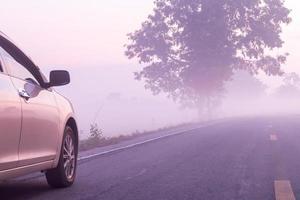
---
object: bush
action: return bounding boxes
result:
[89,123,102,141]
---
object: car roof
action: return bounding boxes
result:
[0,31,13,42]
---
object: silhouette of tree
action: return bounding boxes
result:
[125,0,291,114]
[221,70,267,117]
[282,72,300,87]
[225,70,267,100]
[274,72,300,99]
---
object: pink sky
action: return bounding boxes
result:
[0,0,153,67]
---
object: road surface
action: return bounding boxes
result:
[1,116,300,200]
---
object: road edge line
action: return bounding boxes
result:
[78,125,208,161]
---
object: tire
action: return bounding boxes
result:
[46,126,78,188]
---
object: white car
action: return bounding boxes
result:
[0,32,78,188]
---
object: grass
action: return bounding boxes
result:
[79,122,195,152]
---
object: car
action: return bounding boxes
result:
[0,32,78,188]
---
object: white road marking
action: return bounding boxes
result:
[79,125,206,161]
[125,169,147,180]
[270,134,278,141]
[274,180,296,200]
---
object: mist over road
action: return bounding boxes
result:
[1,116,300,200]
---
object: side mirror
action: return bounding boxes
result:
[46,70,70,88]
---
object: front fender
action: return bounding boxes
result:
[52,91,78,168]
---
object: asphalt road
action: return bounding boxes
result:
[1,116,300,200]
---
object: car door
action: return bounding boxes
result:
[0,46,60,167]
[0,50,22,171]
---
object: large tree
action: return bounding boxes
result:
[125,0,291,114]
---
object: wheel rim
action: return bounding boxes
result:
[63,134,75,180]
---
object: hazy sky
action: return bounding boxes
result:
[0,0,153,67]
[0,0,298,70]
[0,0,299,135]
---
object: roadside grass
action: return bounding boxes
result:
[79,123,195,152]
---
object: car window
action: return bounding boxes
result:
[0,46,39,84]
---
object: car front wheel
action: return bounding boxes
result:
[46,126,77,188]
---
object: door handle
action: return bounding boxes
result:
[18,89,30,100]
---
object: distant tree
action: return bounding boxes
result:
[282,72,300,87]
[225,70,267,99]
[125,0,291,115]
[274,72,300,99]
[274,85,300,99]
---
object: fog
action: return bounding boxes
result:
[51,67,300,139]
[221,71,300,118]
[53,65,198,138]
[1,0,300,139]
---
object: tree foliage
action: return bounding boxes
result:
[125,0,291,113]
